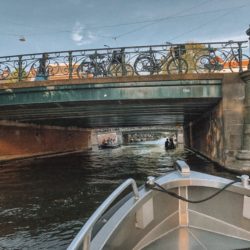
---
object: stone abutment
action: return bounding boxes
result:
[185,73,250,173]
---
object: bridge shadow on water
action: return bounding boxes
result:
[0,139,237,249]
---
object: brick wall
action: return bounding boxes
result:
[0,122,91,156]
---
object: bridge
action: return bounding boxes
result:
[0,40,249,172]
[0,74,221,127]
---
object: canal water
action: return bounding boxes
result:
[0,138,236,249]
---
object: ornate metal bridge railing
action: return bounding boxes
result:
[0,40,249,83]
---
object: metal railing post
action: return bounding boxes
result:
[178,46,181,74]
[207,44,212,73]
[94,50,98,77]
[18,55,23,82]
[121,48,126,76]
[68,51,73,80]
[246,26,250,70]
[238,42,243,72]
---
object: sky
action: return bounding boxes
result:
[0,0,249,56]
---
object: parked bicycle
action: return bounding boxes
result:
[133,44,188,75]
[77,48,134,78]
[195,41,249,73]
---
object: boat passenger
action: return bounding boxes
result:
[165,138,169,148]
[169,138,175,149]
[102,139,108,145]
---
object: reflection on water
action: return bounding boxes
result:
[0,139,236,249]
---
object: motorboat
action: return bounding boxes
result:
[99,143,121,149]
[67,160,250,250]
[165,145,176,150]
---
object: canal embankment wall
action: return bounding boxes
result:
[0,121,91,164]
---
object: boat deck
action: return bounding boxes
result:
[143,227,250,250]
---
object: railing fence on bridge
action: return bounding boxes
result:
[0,40,249,83]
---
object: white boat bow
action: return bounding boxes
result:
[68,160,250,250]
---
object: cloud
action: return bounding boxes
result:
[71,21,97,46]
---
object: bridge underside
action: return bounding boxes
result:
[0,75,222,128]
[0,98,220,128]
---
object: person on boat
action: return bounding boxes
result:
[165,138,169,149]
[169,138,175,149]
[102,138,108,145]
[107,137,113,145]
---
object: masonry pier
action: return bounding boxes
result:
[185,72,250,172]
[235,71,250,170]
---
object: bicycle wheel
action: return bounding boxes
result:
[77,61,105,78]
[77,62,94,78]
[77,62,97,78]
[167,58,188,75]
[114,64,134,77]
[229,54,250,72]
[107,63,119,76]
[195,55,216,73]
[134,56,155,75]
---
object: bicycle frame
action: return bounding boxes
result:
[207,42,244,71]
[78,49,127,77]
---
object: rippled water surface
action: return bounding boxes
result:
[0,139,236,249]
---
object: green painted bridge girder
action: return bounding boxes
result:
[0,79,221,106]
[0,76,222,128]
